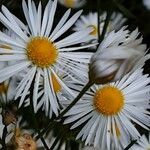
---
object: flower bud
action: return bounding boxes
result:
[89,27,149,84]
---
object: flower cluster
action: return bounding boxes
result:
[0,0,149,149]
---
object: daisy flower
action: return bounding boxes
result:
[0,0,96,116]
[64,69,150,150]
[73,12,126,47]
[131,133,150,150]
[89,27,150,83]
[58,0,86,8]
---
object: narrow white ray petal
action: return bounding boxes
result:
[55,28,92,47]
[12,14,30,34]
[82,114,99,141]
[0,54,26,61]
[15,67,34,99]
[0,61,30,82]
[85,117,100,145]
[19,66,36,107]
[0,31,25,48]
[59,43,98,52]
[124,109,149,130]
[28,0,37,35]
[44,0,57,36]
[44,68,58,115]
[112,118,118,148]
[48,71,59,107]
[22,0,33,34]
[94,116,104,147]
[50,9,71,39]
[37,2,42,35]
[0,49,25,54]
[106,117,111,150]
[51,10,83,41]
[99,47,141,59]
[76,113,97,140]
[119,113,140,138]
[1,6,28,41]
[40,0,52,36]
[50,68,76,97]
[33,69,41,112]
[71,112,94,129]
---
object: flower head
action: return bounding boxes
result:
[73,12,126,49]
[0,0,95,116]
[58,0,86,8]
[64,69,150,150]
[89,27,149,83]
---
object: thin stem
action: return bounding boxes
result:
[99,11,112,44]
[49,137,60,150]
[57,81,93,119]
[36,81,94,140]
[1,126,7,150]
[29,77,49,150]
[124,140,137,150]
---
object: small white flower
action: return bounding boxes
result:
[0,0,96,117]
[58,0,86,8]
[73,12,126,48]
[89,27,150,83]
[143,0,150,10]
[64,69,150,150]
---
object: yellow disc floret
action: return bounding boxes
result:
[88,25,98,36]
[65,0,75,7]
[0,82,8,94]
[26,37,58,68]
[93,86,124,116]
[51,73,61,93]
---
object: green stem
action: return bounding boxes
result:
[57,81,93,119]
[29,78,49,150]
[49,137,60,150]
[124,140,137,150]
[1,126,7,150]
[99,11,112,44]
[36,81,94,140]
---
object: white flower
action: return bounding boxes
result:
[64,69,150,150]
[130,133,150,150]
[0,0,95,116]
[143,0,150,10]
[73,12,126,48]
[58,0,86,8]
[89,27,149,83]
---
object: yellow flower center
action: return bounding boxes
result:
[93,86,124,116]
[0,83,8,94]
[51,73,61,93]
[88,25,98,36]
[65,0,75,7]
[26,37,58,68]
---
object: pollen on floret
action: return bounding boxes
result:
[65,0,75,7]
[93,86,124,116]
[88,25,98,36]
[0,82,8,94]
[51,73,61,93]
[26,37,58,68]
